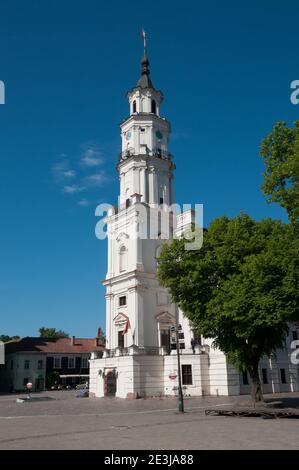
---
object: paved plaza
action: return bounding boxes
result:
[0,391,298,450]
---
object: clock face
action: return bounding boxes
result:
[156,130,163,140]
[126,131,132,141]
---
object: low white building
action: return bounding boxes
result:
[0,336,104,392]
[89,40,299,399]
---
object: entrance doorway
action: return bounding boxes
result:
[35,378,44,391]
[104,370,117,397]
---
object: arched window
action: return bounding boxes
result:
[151,99,156,114]
[119,245,127,272]
[133,100,137,113]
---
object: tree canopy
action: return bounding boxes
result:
[157,214,299,402]
[0,335,20,343]
[39,327,69,339]
[260,120,299,226]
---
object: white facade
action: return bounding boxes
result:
[89,47,299,399]
[0,352,46,392]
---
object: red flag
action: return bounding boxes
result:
[122,319,130,335]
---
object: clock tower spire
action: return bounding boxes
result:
[118,33,174,207]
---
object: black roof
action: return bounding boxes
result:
[136,54,154,89]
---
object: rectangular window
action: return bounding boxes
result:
[37,360,43,370]
[68,357,75,369]
[280,368,287,384]
[182,364,193,385]
[53,357,61,369]
[292,330,298,341]
[119,296,127,307]
[23,378,29,386]
[242,371,249,385]
[193,333,202,346]
[262,368,268,384]
[81,357,89,369]
[10,360,14,370]
[178,332,185,350]
[118,331,124,349]
[24,360,30,370]
[159,197,164,205]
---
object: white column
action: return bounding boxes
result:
[140,167,146,202]
[129,287,138,347]
[149,168,155,205]
[132,167,140,195]
[120,172,125,204]
[105,294,113,350]
[169,174,174,205]
[153,169,158,205]
[106,224,113,278]
[149,168,158,206]
[136,289,144,347]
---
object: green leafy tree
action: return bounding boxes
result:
[0,335,20,342]
[260,120,299,226]
[39,327,69,339]
[157,214,299,403]
[46,371,60,388]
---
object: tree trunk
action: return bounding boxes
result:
[248,363,263,406]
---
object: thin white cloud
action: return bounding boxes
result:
[80,147,103,167]
[52,160,76,182]
[62,185,86,194]
[63,170,76,178]
[52,144,109,205]
[77,198,91,207]
[84,172,109,187]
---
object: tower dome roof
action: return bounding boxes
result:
[135,53,154,89]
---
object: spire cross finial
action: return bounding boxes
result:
[142,29,147,55]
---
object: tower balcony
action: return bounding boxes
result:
[103,346,164,358]
[118,147,172,163]
[102,345,209,358]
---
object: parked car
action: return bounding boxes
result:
[75,382,89,390]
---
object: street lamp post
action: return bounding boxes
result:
[175,307,184,413]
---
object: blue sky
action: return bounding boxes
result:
[0,0,298,338]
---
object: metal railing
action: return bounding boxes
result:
[102,345,210,358]
[103,346,162,358]
[119,148,172,163]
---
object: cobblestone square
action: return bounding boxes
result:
[0,391,298,450]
